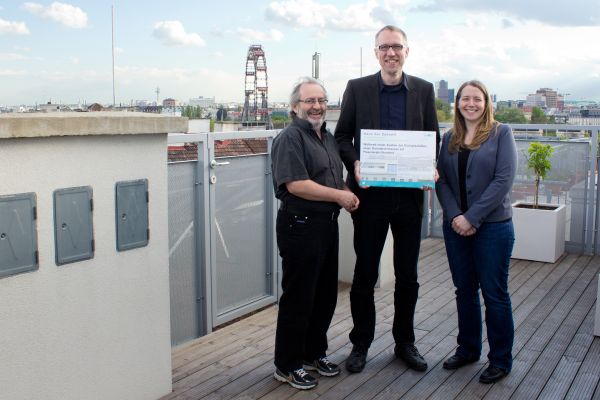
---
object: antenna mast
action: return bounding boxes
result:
[360,47,363,77]
[111,5,116,107]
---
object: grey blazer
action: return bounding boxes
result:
[435,123,517,228]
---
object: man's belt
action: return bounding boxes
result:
[279,203,340,221]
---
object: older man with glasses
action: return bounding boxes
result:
[271,77,359,390]
[335,25,440,373]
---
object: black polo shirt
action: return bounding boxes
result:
[271,116,344,213]
[378,72,408,130]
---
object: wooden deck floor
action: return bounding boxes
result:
[161,238,600,400]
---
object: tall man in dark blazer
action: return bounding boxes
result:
[334,25,440,373]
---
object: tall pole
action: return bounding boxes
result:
[112,5,116,107]
[360,47,363,77]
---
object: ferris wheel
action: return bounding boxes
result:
[242,45,270,127]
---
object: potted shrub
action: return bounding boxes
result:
[512,142,566,263]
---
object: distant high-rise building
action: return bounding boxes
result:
[436,80,449,103]
[163,98,177,108]
[189,96,215,108]
[491,94,497,103]
[526,93,546,108]
[447,89,455,104]
[536,88,558,108]
[557,94,565,110]
[312,52,321,80]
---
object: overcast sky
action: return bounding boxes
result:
[1,0,599,106]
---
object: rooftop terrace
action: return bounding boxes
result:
[162,238,599,400]
[1,113,599,400]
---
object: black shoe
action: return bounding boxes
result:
[479,365,509,384]
[274,368,318,390]
[443,354,479,370]
[394,344,427,371]
[303,356,341,377]
[345,345,368,373]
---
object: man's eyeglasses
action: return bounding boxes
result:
[377,44,405,52]
[298,98,328,105]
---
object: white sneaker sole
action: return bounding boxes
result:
[273,371,317,390]
[303,364,341,377]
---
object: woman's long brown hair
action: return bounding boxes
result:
[449,80,497,153]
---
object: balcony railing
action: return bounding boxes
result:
[167,122,600,345]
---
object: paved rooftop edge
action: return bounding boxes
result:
[0,112,189,139]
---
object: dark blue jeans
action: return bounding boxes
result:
[442,219,515,371]
[274,209,339,373]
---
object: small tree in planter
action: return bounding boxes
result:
[512,141,565,262]
[525,142,554,209]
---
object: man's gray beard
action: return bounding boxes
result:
[310,117,325,132]
[299,109,326,132]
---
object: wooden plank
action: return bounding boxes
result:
[453,254,582,399]
[564,335,600,399]
[372,336,459,400]
[537,306,598,399]
[481,255,596,400]
[160,246,600,400]
[509,260,598,399]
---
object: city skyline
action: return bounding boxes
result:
[1,0,599,107]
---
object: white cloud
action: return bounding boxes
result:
[153,21,205,47]
[70,56,79,65]
[407,17,600,99]
[0,69,27,76]
[0,53,28,61]
[412,0,599,27]
[23,2,88,29]
[0,18,30,35]
[210,26,228,37]
[266,0,336,29]
[237,28,284,43]
[265,0,402,32]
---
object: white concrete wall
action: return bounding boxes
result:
[0,112,186,400]
[337,166,395,288]
[188,118,211,133]
[338,211,395,288]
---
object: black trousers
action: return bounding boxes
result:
[349,188,422,349]
[274,209,339,373]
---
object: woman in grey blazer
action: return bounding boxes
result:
[435,80,517,384]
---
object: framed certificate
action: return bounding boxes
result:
[359,129,436,188]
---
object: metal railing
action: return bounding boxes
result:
[431,123,600,256]
[167,130,278,345]
[166,123,600,345]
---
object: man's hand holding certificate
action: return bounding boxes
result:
[359,129,436,189]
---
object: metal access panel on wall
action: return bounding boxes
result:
[115,179,149,251]
[54,186,94,265]
[0,192,38,278]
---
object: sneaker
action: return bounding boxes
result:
[303,356,341,377]
[274,368,318,390]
